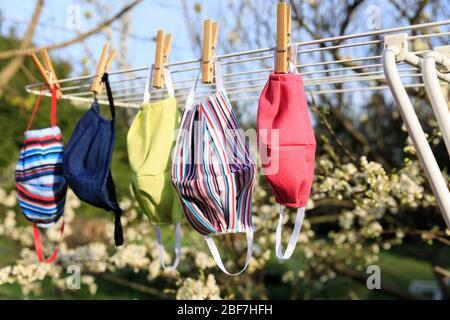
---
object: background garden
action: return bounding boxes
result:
[0,0,449,299]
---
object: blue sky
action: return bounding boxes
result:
[0,0,217,75]
[1,0,449,115]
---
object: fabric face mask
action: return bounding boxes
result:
[15,86,67,263]
[257,60,316,260]
[127,66,182,270]
[172,61,256,275]
[63,73,123,246]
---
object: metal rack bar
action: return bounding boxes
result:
[383,39,450,229]
[24,20,450,109]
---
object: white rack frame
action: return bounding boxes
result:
[422,48,450,155]
[383,34,450,228]
[25,20,450,108]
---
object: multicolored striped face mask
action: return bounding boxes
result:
[172,62,256,275]
[15,86,67,263]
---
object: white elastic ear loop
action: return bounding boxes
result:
[289,43,298,74]
[214,60,225,93]
[205,232,253,276]
[144,65,174,103]
[288,62,297,75]
[155,222,181,270]
[185,63,202,111]
[143,65,154,104]
[163,66,175,97]
[272,48,277,71]
[272,44,298,73]
[275,205,305,260]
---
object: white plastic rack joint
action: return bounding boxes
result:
[384,33,408,62]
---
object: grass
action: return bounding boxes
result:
[263,249,438,300]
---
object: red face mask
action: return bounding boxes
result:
[257,71,316,260]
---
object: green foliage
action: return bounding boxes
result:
[1,8,450,299]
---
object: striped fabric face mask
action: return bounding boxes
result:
[172,61,256,275]
[15,86,68,263]
[257,54,316,260]
[127,66,182,270]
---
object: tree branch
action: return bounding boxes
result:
[98,273,171,299]
[0,0,142,60]
[0,0,43,95]
[309,245,424,300]
[310,94,359,163]
[180,0,202,51]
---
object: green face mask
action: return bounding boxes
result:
[127,67,182,270]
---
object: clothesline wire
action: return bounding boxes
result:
[95,67,421,100]
[25,23,450,89]
[40,51,422,95]
[112,72,423,102]
[24,20,450,108]
[120,83,428,105]
[57,66,421,100]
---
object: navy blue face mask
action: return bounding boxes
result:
[63,73,123,246]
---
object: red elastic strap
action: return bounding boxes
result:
[26,86,46,131]
[50,85,57,127]
[33,219,65,264]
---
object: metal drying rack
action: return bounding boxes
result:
[24,20,450,109]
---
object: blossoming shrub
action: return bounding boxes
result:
[1,143,448,299]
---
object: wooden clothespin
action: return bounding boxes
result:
[202,19,218,83]
[152,29,172,89]
[98,48,116,95]
[29,49,63,98]
[91,43,116,96]
[276,2,292,73]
